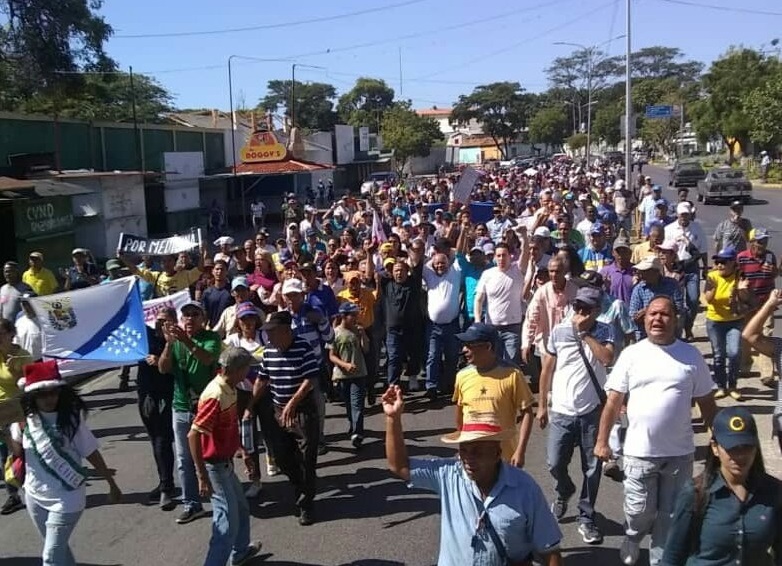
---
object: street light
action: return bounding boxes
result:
[291,63,326,129]
[554,34,625,165]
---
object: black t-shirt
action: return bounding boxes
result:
[137,328,174,397]
[380,263,424,329]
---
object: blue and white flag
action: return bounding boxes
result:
[30,277,149,363]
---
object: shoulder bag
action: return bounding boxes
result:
[573,324,607,405]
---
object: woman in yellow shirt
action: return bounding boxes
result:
[0,318,32,514]
[703,246,752,400]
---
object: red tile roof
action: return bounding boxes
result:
[233,159,333,175]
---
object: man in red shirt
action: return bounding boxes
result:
[189,347,261,566]
[736,228,778,385]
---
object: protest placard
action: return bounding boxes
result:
[118,229,201,257]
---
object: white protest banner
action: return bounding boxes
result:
[452,166,483,203]
[142,289,190,328]
[118,228,201,257]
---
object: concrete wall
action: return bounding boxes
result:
[405,147,447,175]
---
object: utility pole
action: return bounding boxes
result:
[399,46,404,97]
[291,63,297,130]
[586,49,593,166]
[624,0,633,188]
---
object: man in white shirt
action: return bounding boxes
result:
[576,205,598,241]
[299,205,320,236]
[474,243,524,365]
[422,253,463,400]
[664,201,708,340]
[595,295,716,566]
[250,199,266,229]
[15,297,42,361]
[536,287,614,546]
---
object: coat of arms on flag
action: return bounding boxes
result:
[28,277,149,363]
[39,297,77,331]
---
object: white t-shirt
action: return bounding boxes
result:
[664,220,707,257]
[605,339,714,458]
[575,219,594,241]
[422,262,462,324]
[14,315,42,361]
[11,412,99,513]
[224,332,264,392]
[475,264,524,326]
[546,321,613,416]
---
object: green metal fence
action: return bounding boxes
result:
[0,112,226,173]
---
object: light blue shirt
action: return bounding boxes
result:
[409,458,561,565]
[485,217,512,243]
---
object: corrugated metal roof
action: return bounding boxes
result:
[232,159,333,175]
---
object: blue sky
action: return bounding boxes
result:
[102,0,780,111]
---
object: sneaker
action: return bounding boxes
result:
[408,375,420,392]
[176,507,207,524]
[351,434,363,449]
[424,388,439,401]
[118,380,130,392]
[550,496,570,521]
[244,482,262,499]
[159,491,176,511]
[231,541,262,566]
[603,460,625,482]
[366,389,377,406]
[0,495,24,515]
[714,388,727,399]
[760,375,776,388]
[266,458,279,477]
[298,509,314,526]
[317,443,329,456]
[728,389,743,401]
[620,537,640,565]
[578,522,603,545]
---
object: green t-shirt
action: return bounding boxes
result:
[329,326,367,381]
[171,329,221,412]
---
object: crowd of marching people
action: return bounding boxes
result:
[0,153,781,565]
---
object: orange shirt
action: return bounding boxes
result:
[337,287,377,328]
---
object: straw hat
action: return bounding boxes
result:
[440,413,510,444]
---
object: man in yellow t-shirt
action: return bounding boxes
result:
[120,251,205,297]
[452,322,534,467]
[22,252,59,296]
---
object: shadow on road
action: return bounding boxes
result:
[564,546,648,565]
[0,561,120,566]
[248,554,407,565]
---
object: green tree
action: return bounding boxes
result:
[528,106,569,153]
[20,72,173,122]
[381,101,443,176]
[692,47,779,162]
[592,103,623,147]
[566,133,588,154]
[258,79,337,132]
[744,68,782,149]
[337,77,395,132]
[451,82,533,159]
[0,0,115,109]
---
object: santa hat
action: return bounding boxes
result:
[19,360,64,393]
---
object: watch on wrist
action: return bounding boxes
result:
[578,330,588,339]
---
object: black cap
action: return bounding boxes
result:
[712,407,758,449]
[261,311,292,330]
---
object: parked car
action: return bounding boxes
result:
[697,166,753,205]
[669,160,707,188]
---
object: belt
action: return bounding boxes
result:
[205,458,232,465]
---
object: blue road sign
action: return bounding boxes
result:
[645,105,674,119]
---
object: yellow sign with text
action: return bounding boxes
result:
[240,131,288,163]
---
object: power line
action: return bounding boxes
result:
[114,0,431,38]
[411,0,616,81]
[656,0,782,16]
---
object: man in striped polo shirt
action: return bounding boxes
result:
[255,311,321,526]
[737,227,778,385]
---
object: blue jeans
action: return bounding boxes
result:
[339,378,367,437]
[706,318,742,389]
[546,408,603,526]
[386,326,421,385]
[623,454,693,566]
[494,323,521,366]
[204,462,253,566]
[173,410,202,512]
[682,271,700,334]
[26,493,82,566]
[425,319,460,393]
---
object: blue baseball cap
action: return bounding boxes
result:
[712,407,758,449]
[338,302,360,315]
[278,249,295,266]
[589,223,605,235]
[600,211,617,224]
[231,277,249,291]
[455,323,498,344]
[712,245,737,261]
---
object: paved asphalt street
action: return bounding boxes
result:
[0,164,779,566]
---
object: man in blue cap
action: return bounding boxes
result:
[451,322,535,467]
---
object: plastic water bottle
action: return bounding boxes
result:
[240,418,255,454]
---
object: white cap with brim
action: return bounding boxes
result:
[635,256,662,272]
